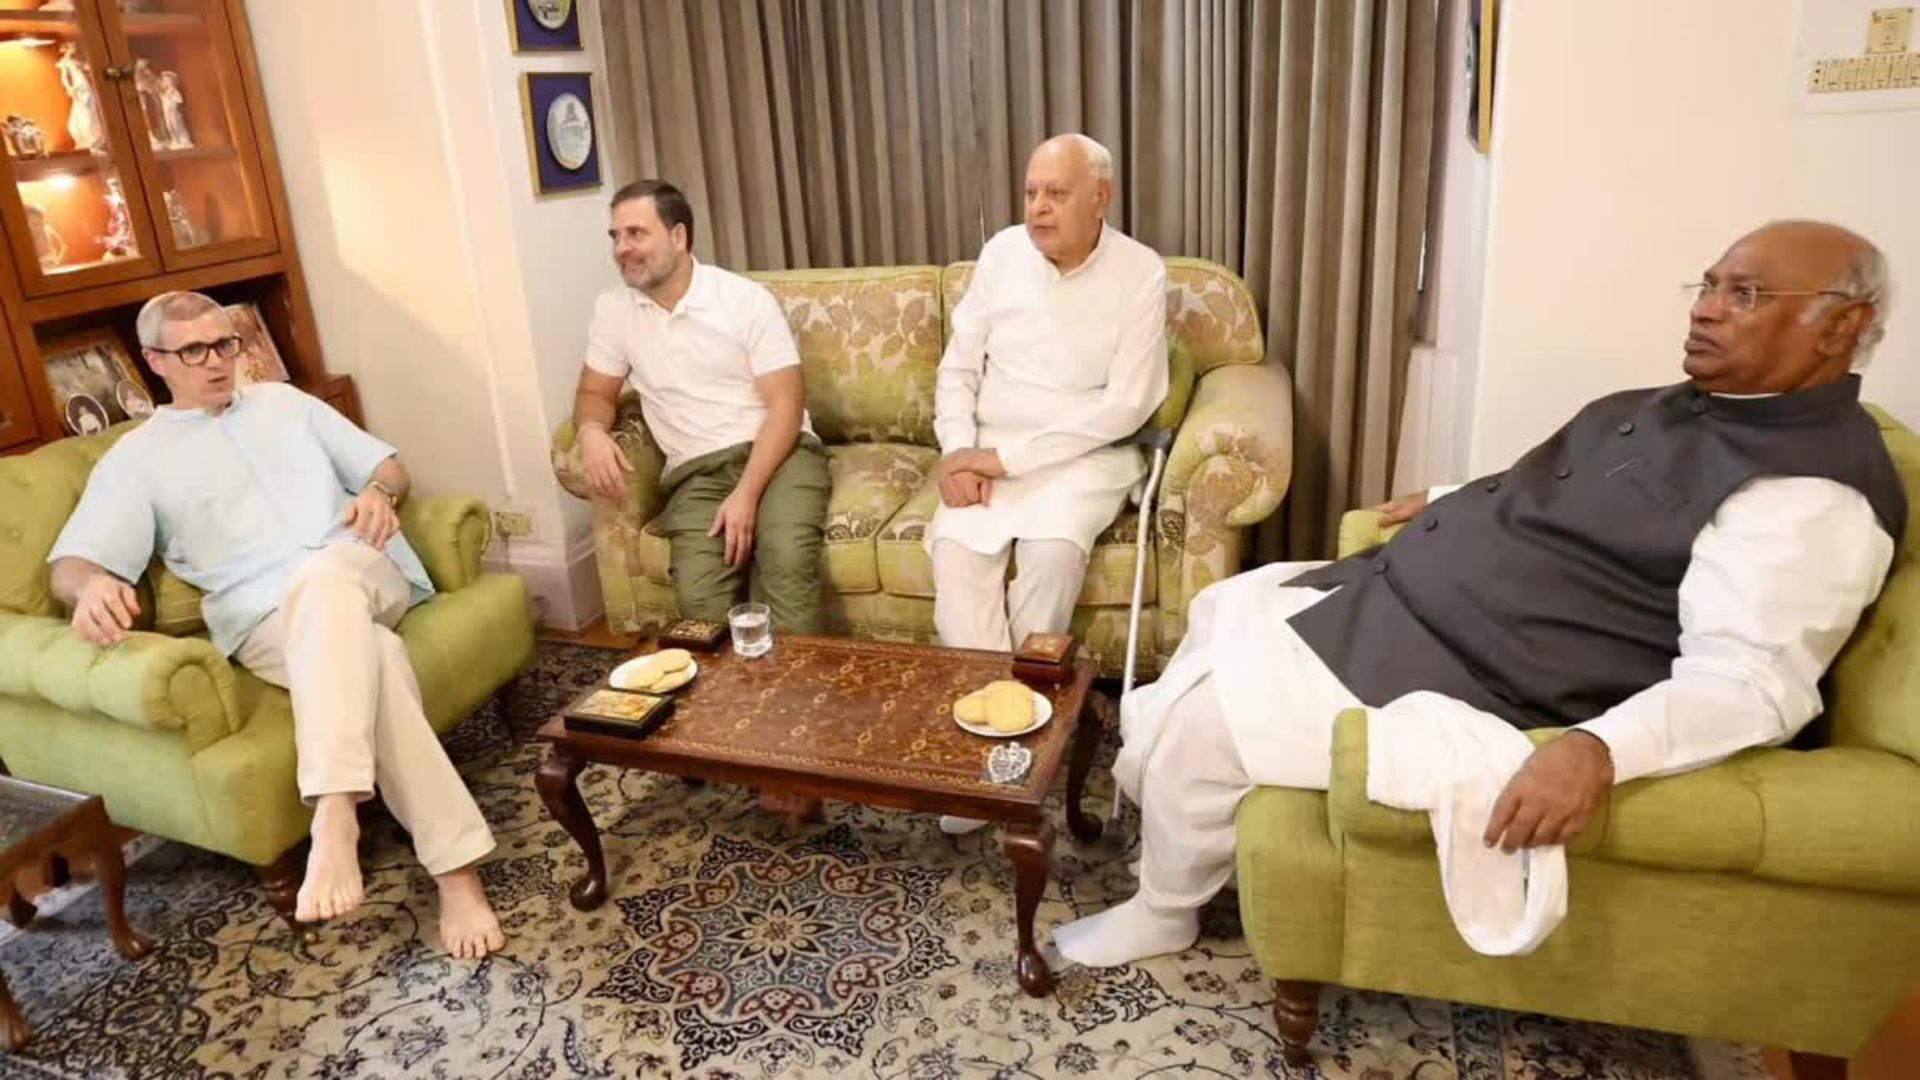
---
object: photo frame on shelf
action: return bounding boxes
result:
[41,328,152,436]
[223,301,290,387]
[506,0,583,53]
[519,71,602,197]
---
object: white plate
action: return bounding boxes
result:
[609,653,699,692]
[954,690,1053,738]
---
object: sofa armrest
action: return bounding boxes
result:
[551,392,668,525]
[1328,708,1572,848]
[400,495,491,592]
[1165,361,1293,527]
[1336,509,1405,558]
[0,614,242,751]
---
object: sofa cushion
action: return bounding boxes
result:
[825,443,938,594]
[754,267,943,448]
[875,480,1157,607]
[632,443,938,597]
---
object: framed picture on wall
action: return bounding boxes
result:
[1466,0,1499,153]
[519,71,602,197]
[223,301,291,387]
[40,329,152,435]
[507,0,583,53]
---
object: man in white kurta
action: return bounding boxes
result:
[1051,221,1902,967]
[930,134,1168,657]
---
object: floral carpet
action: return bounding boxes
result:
[0,643,1769,1079]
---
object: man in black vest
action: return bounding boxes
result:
[1053,220,1903,967]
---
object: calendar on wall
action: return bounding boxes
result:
[1794,2,1920,113]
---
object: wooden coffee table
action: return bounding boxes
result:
[534,635,1105,996]
[0,778,151,1051]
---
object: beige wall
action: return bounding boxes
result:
[244,0,617,627]
[1465,0,1920,475]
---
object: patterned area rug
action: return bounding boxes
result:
[0,643,1769,1079]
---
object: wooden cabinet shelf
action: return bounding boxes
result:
[0,11,80,34]
[122,13,206,37]
[11,145,238,184]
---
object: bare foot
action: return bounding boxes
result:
[435,867,505,959]
[296,794,364,922]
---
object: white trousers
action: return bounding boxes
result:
[1131,676,1265,909]
[237,543,494,876]
[931,538,1087,651]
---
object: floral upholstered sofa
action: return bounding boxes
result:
[551,258,1291,678]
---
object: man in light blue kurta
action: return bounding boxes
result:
[47,291,505,959]
[56,371,434,656]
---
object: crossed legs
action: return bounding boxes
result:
[238,543,503,958]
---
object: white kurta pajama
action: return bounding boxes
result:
[930,223,1168,650]
[1056,474,1893,965]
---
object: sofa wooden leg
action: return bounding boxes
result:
[255,849,315,942]
[1788,1051,1848,1080]
[1273,980,1323,1066]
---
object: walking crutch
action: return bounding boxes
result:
[1110,424,1176,824]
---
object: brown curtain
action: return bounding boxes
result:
[600,0,1437,557]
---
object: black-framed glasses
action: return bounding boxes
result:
[148,334,244,367]
[1682,281,1860,312]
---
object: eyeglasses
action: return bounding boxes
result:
[1682,281,1860,312]
[148,334,244,367]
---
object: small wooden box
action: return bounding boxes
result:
[657,618,728,652]
[1011,632,1078,685]
[562,687,674,740]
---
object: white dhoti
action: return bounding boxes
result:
[236,542,495,876]
[1054,562,1363,965]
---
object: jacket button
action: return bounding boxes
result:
[1423,517,1438,531]
[1484,478,1501,493]
[1616,421,1635,435]
[1555,466,1573,479]
[1374,559,1390,575]
[1689,399,1709,415]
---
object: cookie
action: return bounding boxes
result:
[651,665,695,692]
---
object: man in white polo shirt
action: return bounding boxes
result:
[571,180,829,633]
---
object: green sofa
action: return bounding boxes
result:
[1237,407,1920,1072]
[551,258,1294,678]
[0,425,536,922]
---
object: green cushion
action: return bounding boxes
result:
[822,443,938,594]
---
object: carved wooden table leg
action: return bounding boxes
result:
[0,969,26,1052]
[536,745,608,910]
[88,817,151,960]
[1002,819,1056,996]
[4,891,32,930]
[1065,690,1108,842]
[1274,980,1324,1066]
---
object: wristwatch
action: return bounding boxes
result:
[366,479,400,508]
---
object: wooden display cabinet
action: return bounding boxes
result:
[0,0,353,453]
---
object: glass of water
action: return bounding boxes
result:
[728,602,773,658]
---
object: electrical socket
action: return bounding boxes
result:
[493,509,534,538]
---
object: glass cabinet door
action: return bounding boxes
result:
[0,0,161,294]
[100,0,274,268]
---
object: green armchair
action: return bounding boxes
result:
[1234,408,1920,1074]
[0,425,536,923]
